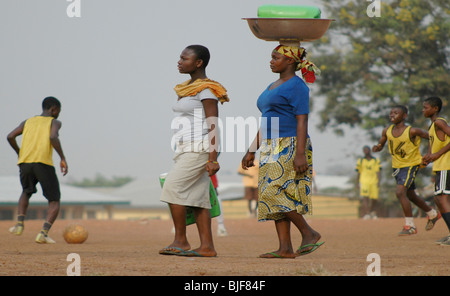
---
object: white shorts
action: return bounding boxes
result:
[434,170,450,195]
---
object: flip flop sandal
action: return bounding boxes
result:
[177,250,217,257]
[296,241,325,256]
[159,246,186,255]
[259,252,295,259]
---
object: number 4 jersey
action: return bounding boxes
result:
[386,125,423,169]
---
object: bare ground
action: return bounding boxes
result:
[0,217,449,276]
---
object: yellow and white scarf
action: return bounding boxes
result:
[174,78,230,104]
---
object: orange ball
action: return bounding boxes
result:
[63,224,88,244]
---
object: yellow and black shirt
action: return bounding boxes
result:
[18,116,54,167]
[386,125,422,168]
[428,117,450,171]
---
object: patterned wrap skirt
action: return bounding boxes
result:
[257,136,313,221]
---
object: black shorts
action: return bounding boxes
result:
[392,166,419,190]
[435,170,450,196]
[19,163,61,201]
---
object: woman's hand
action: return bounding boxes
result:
[241,152,256,170]
[293,153,308,174]
[206,161,220,176]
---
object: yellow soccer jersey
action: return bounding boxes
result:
[429,117,450,171]
[386,125,422,168]
[356,157,381,185]
[18,116,54,166]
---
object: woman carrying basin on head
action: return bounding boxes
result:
[241,44,323,258]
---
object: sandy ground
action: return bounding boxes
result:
[0,217,449,277]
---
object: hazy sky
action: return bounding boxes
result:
[0,0,370,184]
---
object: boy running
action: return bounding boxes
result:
[422,97,450,246]
[373,105,439,235]
[7,97,68,243]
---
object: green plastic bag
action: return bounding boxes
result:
[159,173,221,226]
[257,5,321,19]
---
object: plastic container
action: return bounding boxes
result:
[159,173,221,225]
[257,5,321,19]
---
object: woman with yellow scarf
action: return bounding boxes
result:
[241,45,324,258]
[160,45,228,257]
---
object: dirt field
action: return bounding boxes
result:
[0,217,448,276]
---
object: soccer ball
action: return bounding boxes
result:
[63,224,88,244]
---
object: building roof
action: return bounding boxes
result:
[108,174,353,208]
[0,173,352,208]
[0,176,130,206]
[109,175,247,207]
[109,175,166,207]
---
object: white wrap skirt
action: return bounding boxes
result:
[160,140,211,209]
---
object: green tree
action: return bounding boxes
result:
[311,0,449,138]
[309,0,449,216]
